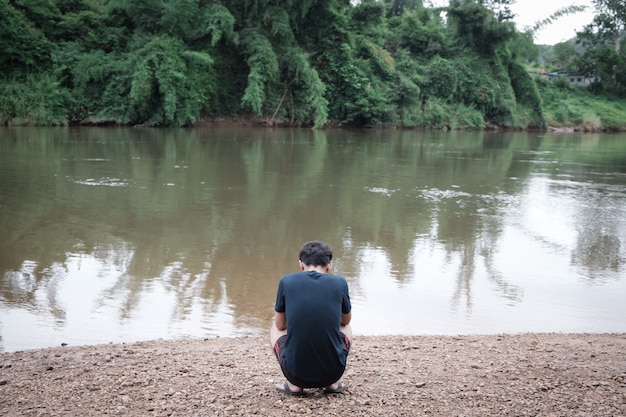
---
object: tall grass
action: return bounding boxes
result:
[537,77,626,131]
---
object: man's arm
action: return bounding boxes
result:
[341,311,351,326]
[274,311,287,331]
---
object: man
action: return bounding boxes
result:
[270,240,353,396]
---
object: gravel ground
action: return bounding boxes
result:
[1,333,625,416]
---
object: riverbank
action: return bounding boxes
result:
[1,333,624,416]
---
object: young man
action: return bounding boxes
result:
[270,240,353,396]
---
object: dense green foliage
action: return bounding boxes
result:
[537,76,626,130]
[0,0,623,128]
[574,0,626,98]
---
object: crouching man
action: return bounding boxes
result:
[270,240,352,395]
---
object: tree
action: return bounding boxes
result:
[550,41,578,71]
[447,0,516,57]
[0,0,54,75]
[508,31,538,64]
[0,0,608,127]
[8,0,62,35]
[126,36,215,126]
[574,44,624,96]
[216,1,338,127]
[389,5,447,59]
[575,0,626,96]
[479,0,515,22]
[589,0,626,54]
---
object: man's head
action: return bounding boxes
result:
[299,240,333,267]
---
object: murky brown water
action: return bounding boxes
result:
[1,127,625,352]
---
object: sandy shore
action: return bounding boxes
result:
[1,333,625,416]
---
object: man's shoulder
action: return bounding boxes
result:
[280,272,347,283]
[280,271,307,280]
[327,273,348,283]
[279,271,306,286]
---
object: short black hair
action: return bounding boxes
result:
[299,240,333,267]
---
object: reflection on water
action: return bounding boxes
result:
[1,127,625,352]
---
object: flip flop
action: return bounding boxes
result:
[323,381,347,394]
[276,381,305,396]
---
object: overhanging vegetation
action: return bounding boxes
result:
[0,0,624,129]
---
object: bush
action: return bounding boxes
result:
[0,74,69,125]
[552,76,571,91]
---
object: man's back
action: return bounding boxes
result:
[275,270,351,388]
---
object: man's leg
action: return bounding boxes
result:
[324,324,353,393]
[270,321,303,394]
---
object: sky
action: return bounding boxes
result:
[427,0,597,45]
[510,0,596,45]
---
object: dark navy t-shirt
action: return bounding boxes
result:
[274,270,351,388]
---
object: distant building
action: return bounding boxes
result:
[546,71,598,87]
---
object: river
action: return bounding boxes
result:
[1,127,625,352]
